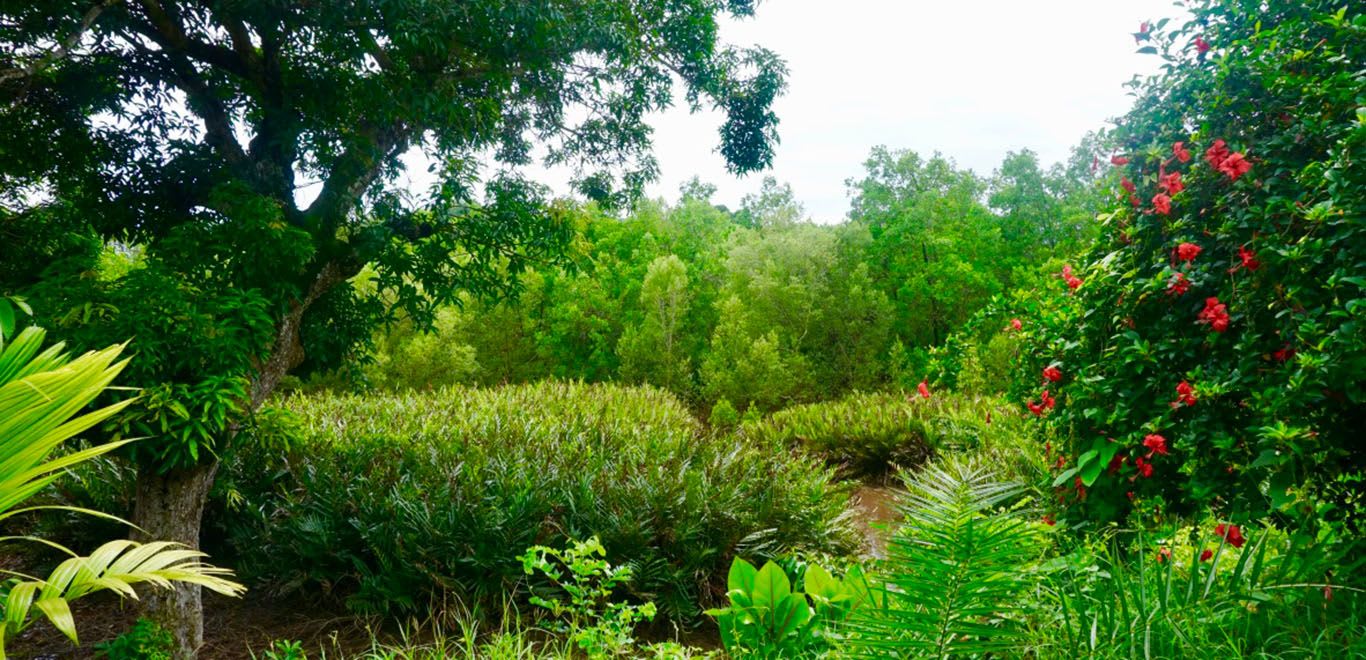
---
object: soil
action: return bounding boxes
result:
[6,591,375,659]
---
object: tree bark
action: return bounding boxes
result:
[133,461,219,659]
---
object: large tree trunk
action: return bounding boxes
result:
[133,462,219,659]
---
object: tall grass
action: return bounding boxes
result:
[224,381,859,622]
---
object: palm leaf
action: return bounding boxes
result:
[0,326,245,658]
[1,540,245,646]
[841,457,1041,658]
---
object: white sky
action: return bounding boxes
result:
[388,0,1186,222]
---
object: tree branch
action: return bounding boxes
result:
[0,0,120,88]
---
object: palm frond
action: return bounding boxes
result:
[842,457,1042,658]
[1,540,245,646]
[0,325,245,658]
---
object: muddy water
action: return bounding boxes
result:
[851,484,902,559]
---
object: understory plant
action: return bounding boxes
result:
[0,324,243,658]
[226,381,857,622]
[841,458,1044,657]
[1040,525,1366,659]
[741,391,1026,481]
[707,557,870,658]
[520,536,657,658]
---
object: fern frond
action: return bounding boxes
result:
[842,457,1042,658]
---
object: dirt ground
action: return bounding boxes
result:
[7,592,376,659]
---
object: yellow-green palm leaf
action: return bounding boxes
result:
[1,540,245,649]
[0,326,244,658]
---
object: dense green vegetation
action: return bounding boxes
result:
[1,0,1363,657]
[222,382,856,621]
[353,146,1100,413]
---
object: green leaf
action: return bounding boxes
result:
[753,561,792,610]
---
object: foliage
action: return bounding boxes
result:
[1018,1,1366,531]
[1040,525,1366,659]
[224,381,858,622]
[706,557,869,659]
[95,618,174,660]
[0,326,243,657]
[521,536,657,658]
[707,398,741,429]
[842,458,1043,658]
[740,391,1027,481]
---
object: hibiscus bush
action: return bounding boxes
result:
[1020,2,1366,533]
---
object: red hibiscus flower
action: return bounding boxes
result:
[1237,246,1261,271]
[1215,523,1246,548]
[1198,297,1230,332]
[1043,365,1063,382]
[1010,318,1023,331]
[1167,272,1190,296]
[1205,139,1230,167]
[1107,453,1127,474]
[1153,193,1172,215]
[1272,344,1296,363]
[1200,549,1213,562]
[1195,36,1211,54]
[917,380,932,399]
[1041,389,1056,409]
[1143,433,1169,456]
[1027,400,1044,417]
[1129,194,1140,207]
[1175,241,1202,262]
[1217,152,1252,181]
[1134,456,1154,478]
[1121,176,1136,194]
[1172,380,1197,408]
[1172,142,1191,163]
[1111,154,1130,166]
[1160,171,1184,194]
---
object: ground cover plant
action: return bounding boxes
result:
[223,381,858,624]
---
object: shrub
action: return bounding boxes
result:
[706,557,870,658]
[95,619,174,660]
[1017,1,1366,533]
[225,381,858,622]
[741,391,1028,480]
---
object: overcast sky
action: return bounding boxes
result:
[649,0,1191,221]
[390,0,1188,222]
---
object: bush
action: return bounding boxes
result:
[225,381,858,622]
[1019,1,1366,532]
[741,391,1028,480]
[96,619,174,660]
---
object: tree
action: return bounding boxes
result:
[847,148,1005,347]
[0,1,787,653]
[736,176,804,229]
[700,295,797,412]
[619,254,692,393]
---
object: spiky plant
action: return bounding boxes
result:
[0,325,243,657]
[841,457,1043,658]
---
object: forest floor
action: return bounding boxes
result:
[7,487,904,658]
